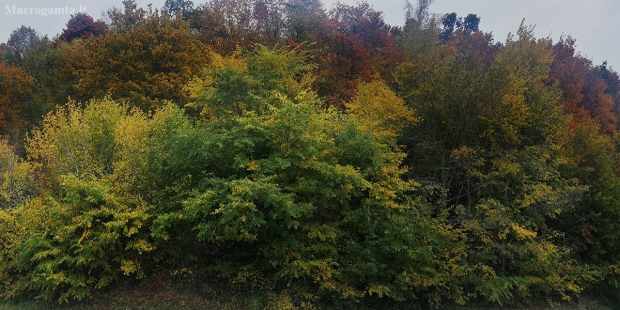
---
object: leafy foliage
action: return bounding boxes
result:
[3,1,620,308]
[182,48,465,304]
[311,2,404,107]
[394,21,596,302]
[0,176,151,302]
[186,44,315,118]
[0,140,35,209]
[56,13,107,43]
[59,8,209,111]
[0,62,34,144]
[7,99,192,302]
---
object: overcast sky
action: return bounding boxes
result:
[1,0,619,68]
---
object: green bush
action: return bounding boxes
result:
[0,176,151,302]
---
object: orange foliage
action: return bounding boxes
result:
[0,62,33,143]
[548,38,617,134]
[59,10,209,111]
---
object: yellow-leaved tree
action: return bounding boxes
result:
[346,80,417,140]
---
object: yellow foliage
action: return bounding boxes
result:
[347,80,417,138]
[27,99,127,180]
[0,139,35,208]
[510,223,537,241]
[120,260,138,276]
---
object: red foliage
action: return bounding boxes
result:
[190,1,258,55]
[548,38,618,134]
[443,31,498,66]
[310,2,405,108]
[56,13,107,44]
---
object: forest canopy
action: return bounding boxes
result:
[1,0,620,308]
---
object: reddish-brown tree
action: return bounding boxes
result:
[311,2,404,107]
[548,37,617,133]
[56,13,108,44]
[0,62,34,144]
[196,0,257,54]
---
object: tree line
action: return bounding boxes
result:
[1,0,620,307]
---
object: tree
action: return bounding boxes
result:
[599,61,620,101]
[459,24,587,302]
[346,80,416,140]
[182,46,465,305]
[398,0,444,75]
[25,97,203,276]
[394,22,590,302]
[56,13,107,43]
[105,0,149,31]
[0,62,34,145]
[548,37,618,134]
[0,140,35,209]
[60,8,209,111]
[27,100,125,181]
[440,12,460,40]
[0,44,7,61]
[0,99,171,302]
[3,26,71,137]
[440,12,479,41]
[187,4,233,54]
[311,2,404,107]
[547,37,591,127]
[5,26,40,64]
[253,0,286,44]
[204,0,257,49]
[405,0,433,26]
[556,124,620,263]
[582,67,616,133]
[186,44,315,118]
[463,14,480,32]
[164,0,195,16]
[283,0,326,42]
[598,62,620,126]
[394,24,497,200]
[0,176,152,302]
[18,36,69,128]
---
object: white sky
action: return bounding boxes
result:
[0,0,618,68]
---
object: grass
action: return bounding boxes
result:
[0,274,615,310]
[0,295,612,310]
